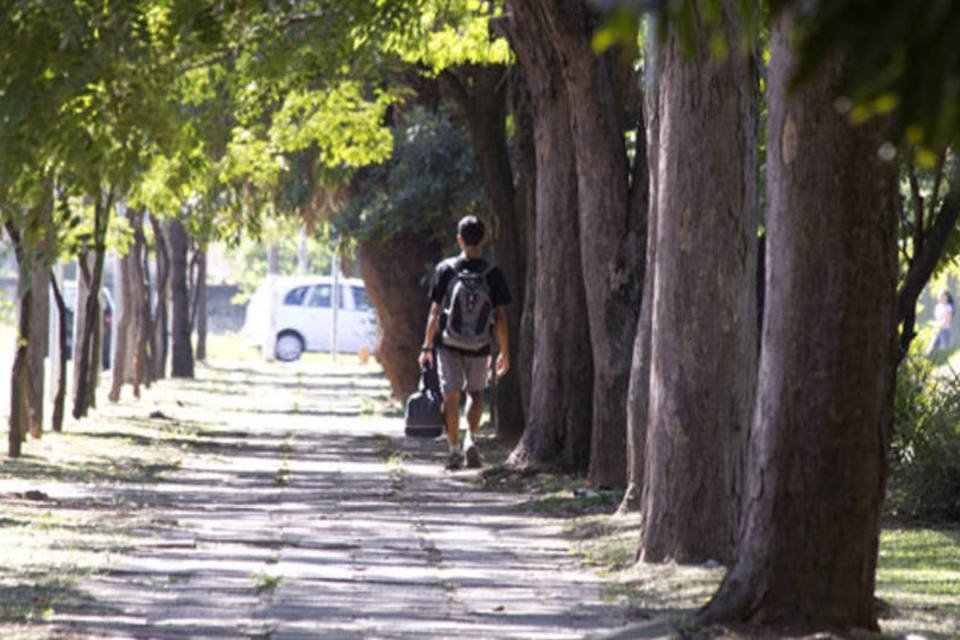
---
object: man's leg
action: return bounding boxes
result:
[462,355,488,468]
[443,390,462,449]
[436,347,465,470]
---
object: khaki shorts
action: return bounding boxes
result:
[436,347,488,394]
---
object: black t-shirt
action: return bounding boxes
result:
[429,255,511,356]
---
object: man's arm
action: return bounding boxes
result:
[418,301,442,367]
[493,305,510,378]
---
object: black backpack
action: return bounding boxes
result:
[441,259,494,352]
[404,363,444,438]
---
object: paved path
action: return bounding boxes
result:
[52,360,628,639]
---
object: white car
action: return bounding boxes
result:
[241,275,378,361]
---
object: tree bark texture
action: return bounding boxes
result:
[641,2,759,564]
[150,215,169,380]
[538,0,646,489]
[504,1,593,473]
[358,234,441,398]
[27,257,49,438]
[443,64,527,441]
[699,13,898,631]
[622,50,659,513]
[168,219,194,379]
[509,67,538,425]
[129,211,150,393]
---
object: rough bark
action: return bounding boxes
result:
[443,64,527,441]
[168,219,194,378]
[504,1,593,473]
[50,274,68,433]
[27,257,49,438]
[358,234,440,398]
[538,0,645,489]
[149,215,169,381]
[641,2,759,564]
[510,70,538,421]
[698,12,898,631]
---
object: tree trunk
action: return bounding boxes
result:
[109,235,134,402]
[538,0,645,489]
[193,248,208,362]
[504,1,593,473]
[129,210,150,394]
[8,283,31,457]
[640,2,759,564]
[358,234,441,398]
[168,219,194,378]
[50,273,68,433]
[443,64,527,441]
[27,257,49,438]
[698,12,898,631]
[510,70,538,422]
[150,214,169,381]
[72,190,112,420]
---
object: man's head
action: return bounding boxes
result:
[457,215,485,247]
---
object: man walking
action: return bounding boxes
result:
[418,216,511,470]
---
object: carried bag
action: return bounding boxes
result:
[404,362,444,438]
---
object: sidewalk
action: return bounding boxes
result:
[38,359,630,639]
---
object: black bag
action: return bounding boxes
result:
[404,363,444,438]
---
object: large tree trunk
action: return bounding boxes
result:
[168,219,194,378]
[149,214,169,381]
[358,234,441,398]
[539,0,645,489]
[510,70,538,421]
[621,32,659,513]
[640,2,759,564]
[443,64,526,441]
[27,257,49,438]
[504,1,593,473]
[698,12,898,631]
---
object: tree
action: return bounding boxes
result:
[640,0,760,563]
[532,0,647,488]
[168,219,195,378]
[698,9,899,629]
[503,1,594,473]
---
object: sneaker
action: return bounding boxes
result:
[464,443,482,469]
[445,451,464,471]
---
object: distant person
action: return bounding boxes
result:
[418,216,511,470]
[929,290,955,354]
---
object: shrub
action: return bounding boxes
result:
[890,352,960,523]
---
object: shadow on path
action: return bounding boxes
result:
[49,360,627,639]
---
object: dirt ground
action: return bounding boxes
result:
[0,356,643,639]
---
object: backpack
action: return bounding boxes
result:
[441,259,495,352]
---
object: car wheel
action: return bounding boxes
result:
[275,332,304,362]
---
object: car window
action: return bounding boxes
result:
[283,286,309,306]
[352,286,370,311]
[307,284,332,308]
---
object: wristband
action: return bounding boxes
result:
[420,347,432,353]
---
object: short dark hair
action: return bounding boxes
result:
[457,216,485,246]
